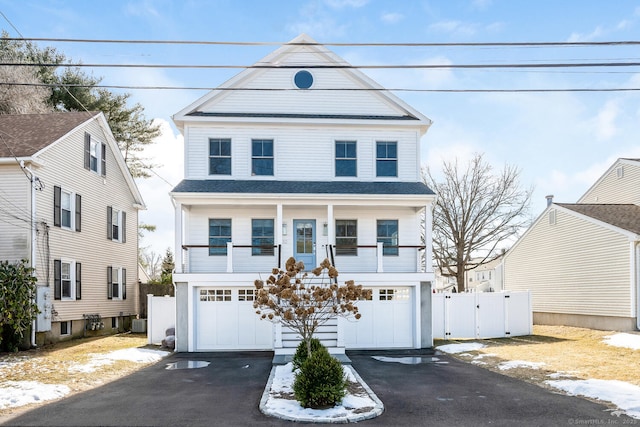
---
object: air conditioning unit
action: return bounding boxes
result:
[132,319,147,333]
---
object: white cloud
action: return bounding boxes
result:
[568,25,604,42]
[429,20,479,37]
[381,12,403,24]
[123,1,160,18]
[471,0,492,10]
[417,56,455,89]
[324,0,369,8]
[594,100,619,141]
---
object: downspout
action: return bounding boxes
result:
[22,161,38,348]
[636,241,640,331]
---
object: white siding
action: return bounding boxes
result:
[0,165,31,262]
[578,160,640,205]
[33,120,140,323]
[504,208,633,318]
[185,125,420,182]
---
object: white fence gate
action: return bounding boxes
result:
[433,291,532,340]
[147,295,176,345]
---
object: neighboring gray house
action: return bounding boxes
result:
[503,158,640,331]
[0,112,145,344]
[170,34,436,354]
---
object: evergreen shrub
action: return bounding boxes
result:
[293,345,347,409]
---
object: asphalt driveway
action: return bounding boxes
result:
[1,350,634,426]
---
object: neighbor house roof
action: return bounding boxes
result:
[172,179,435,195]
[557,203,640,235]
[0,111,100,158]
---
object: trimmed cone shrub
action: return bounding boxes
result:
[292,338,323,371]
[293,346,347,409]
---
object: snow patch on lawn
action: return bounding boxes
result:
[547,379,640,419]
[0,381,70,409]
[68,348,170,373]
[603,333,640,350]
[436,342,486,354]
[498,360,546,370]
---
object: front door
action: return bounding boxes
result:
[293,219,316,268]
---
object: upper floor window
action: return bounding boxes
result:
[252,139,274,176]
[107,206,126,243]
[54,186,81,231]
[377,219,398,256]
[209,218,231,256]
[54,259,81,300]
[84,132,106,176]
[335,219,357,256]
[209,138,231,175]
[252,219,274,256]
[376,141,397,177]
[335,141,356,177]
[107,266,126,300]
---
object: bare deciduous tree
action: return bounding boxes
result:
[424,153,532,292]
[254,257,371,355]
[0,63,51,114]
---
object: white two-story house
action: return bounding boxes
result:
[171,34,436,354]
[0,112,144,345]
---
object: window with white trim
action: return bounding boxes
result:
[107,266,127,300]
[60,321,71,336]
[335,219,357,256]
[209,138,232,175]
[54,259,81,301]
[107,206,126,243]
[54,186,81,231]
[199,289,232,302]
[84,132,106,176]
[379,288,409,301]
[376,141,397,177]
[238,289,256,302]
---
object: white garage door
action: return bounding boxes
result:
[344,287,414,349]
[195,287,273,351]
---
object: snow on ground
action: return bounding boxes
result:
[546,379,640,419]
[261,362,382,423]
[436,342,486,354]
[498,360,546,370]
[603,333,640,351]
[0,381,70,409]
[0,348,169,410]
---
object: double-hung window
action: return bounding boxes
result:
[252,219,274,256]
[84,132,106,176]
[376,141,397,177]
[107,266,126,300]
[54,259,81,300]
[54,186,81,231]
[209,138,231,175]
[107,206,126,243]
[335,220,357,255]
[209,219,231,256]
[252,139,274,176]
[335,141,356,177]
[377,219,399,256]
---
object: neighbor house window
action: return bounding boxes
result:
[107,206,126,243]
[252,139,274,176]
[377,219,398,256]
[376,141,397,177]
[335,141,356,177]
[209,219,231,255]
[209,138,231,175]
[84,132,106,176]
[54,259,81,300]
[252,219,274,256]
[107,266,126,300]
[53,186,81,231]
[335,219,357,255]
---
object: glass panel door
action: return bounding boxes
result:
[293,220,316,268]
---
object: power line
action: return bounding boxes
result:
[5,37,640,47]
[0,82,638,93]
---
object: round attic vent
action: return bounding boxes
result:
[294,70,313,89]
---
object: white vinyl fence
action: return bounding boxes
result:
[147,295,176,345]
[433,291,532,340]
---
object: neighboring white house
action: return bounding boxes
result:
[434,256,504,293]
[0,112,145,344]
[170,34,436,354]
[503,158,640,331]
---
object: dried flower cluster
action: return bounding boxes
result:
[254,257,371,354]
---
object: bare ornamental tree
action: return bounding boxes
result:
[424,153,532,292]
[253,257,371,355]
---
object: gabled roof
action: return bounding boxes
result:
[0,111,99,158]
[172,179,435,196]
[556,203,640,235]
[173,33,432,130]
[577,158,640,203]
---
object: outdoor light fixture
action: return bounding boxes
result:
[282,222,288,236]
[323,222,328,236]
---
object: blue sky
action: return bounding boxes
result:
[2,0,640,256]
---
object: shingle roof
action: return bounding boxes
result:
[186,112,419,121]
[0,112,99,158]
[172,179,435,196]
[557,203,640,235]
